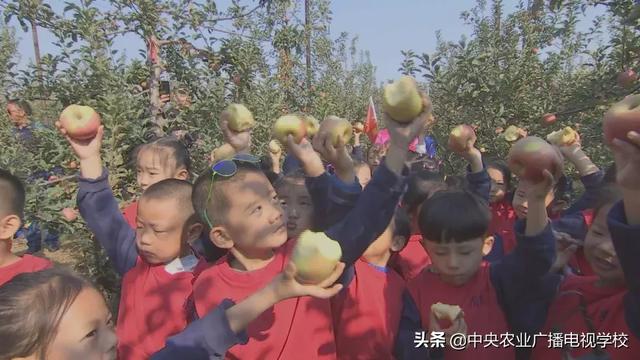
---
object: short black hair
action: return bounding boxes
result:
[393,207,411,241]
[192,163,264,229]
[402,170,447,214]
[141,178,195,220]
[485,157,512,191]
[6,99,32,116]
[0,169,26,218]
[419,189,490,243]
[445,175,469,190]
[132,136,192,177]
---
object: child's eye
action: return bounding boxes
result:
[84,329,97,340]
[252,206,262,214]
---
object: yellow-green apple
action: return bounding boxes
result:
[224,103,255,132]
[447,124,476,153]
[291,230,342,284]
[503,125,524,142]
[542,113,557,125]
[61,208,78,222]
[210,143,236,163]
[546,126,578,146]
[268,139,282,154]
[323,116,353,147]
[617,69,637,88]
[353,121,364,133]
[431,302,463,322]
[301,114,320,137]
[59,105,101,140]
[507,136,564,183]
[382,76,424,123]
[603,94,640,145]
[273,115,307,144]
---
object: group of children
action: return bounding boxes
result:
[0,92,639,360]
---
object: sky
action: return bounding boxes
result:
[8,0,603,82]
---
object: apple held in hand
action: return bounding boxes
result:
[542,113,557,126]
[447,124,476,153]
[617,69,637,89]
[507,136,563,183]
[61,208,78,222]
[291,230,342,284]
[225,103,255,132]
[324,116,353,147]
[268,139,282,154]
[547,127,578,146]
[273,115,307,144]
[382,76,424,123]
[59,105,101,140]
[353,121,364,133]
[301,115,320,137]
[431,302,463,322]
[211,143,236,163]
[603,94,640,145]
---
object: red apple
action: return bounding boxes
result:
[224,103,255,132]
[603,94,640,145]
[48,175,59,182]
[617,69,637,88]
[291,230,342,284]
[542,113,557,125]
[382,76,425,123]
[59,105,101,140]
[507,136,564,183]
[68,160,78,169]
[532,48,540,54]
[61,207,78,222]
[447,124,476,153]
[353,122,364,133]
[273,115,307,144]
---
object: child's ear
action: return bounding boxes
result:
[0,215,21,240]
[186,222,204,244]
[482,235,495,256]
[390,235,407,252]
[175,168,189,181]
[209,227,234,249]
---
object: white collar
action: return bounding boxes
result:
[164,254,199,275]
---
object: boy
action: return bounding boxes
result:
[191,102,430,359]
[0,169,51,286]
[405,170,557,359]
[62,125,204,360]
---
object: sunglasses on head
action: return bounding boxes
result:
[203,153,260,228]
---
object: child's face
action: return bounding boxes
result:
[220,171,287,255]
[584,204,624,285]
[367,144,387,167]
[276,178,313,239]
[512,180,555,219]
[45,287,116,360]
[6,103,27,125]
[487,167,506,203]
[136,148,187,192]
[423,238,490,286]
[355,164,372,188]
[136,197,191,264]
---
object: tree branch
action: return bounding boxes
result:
[209,3,263,22]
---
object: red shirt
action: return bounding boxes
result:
[390,234,431,281]
[531,275,639,360]
[0,254,52,286]
[193,239,337,360]
[408,262,514,360]
[122,201,138,229]
[116,257,198,360]
[488,199,518,255]
[332,259,405,359]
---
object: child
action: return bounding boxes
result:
[353,160,372,188]
[0,261,346,359]
[405,169,557,359]
[274,170,314,238]
[122,136,191,228]
[531,131,640,359]
[191,102,429,359]
[59,124,204,360]
[0,169,52,286]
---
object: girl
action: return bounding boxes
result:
[0,264,345,360]
[122,136,191,228]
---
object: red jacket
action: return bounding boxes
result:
[390,234,431,281]
[122,201,138,229]
[0,254,52,286]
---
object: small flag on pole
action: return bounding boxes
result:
[364,96,379,143]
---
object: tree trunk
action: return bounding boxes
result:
[147,35,166,137]
[304,0,312,89]
[30,19,42,81]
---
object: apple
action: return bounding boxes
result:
[447,124,476,153]
[211,143,236,163]
[323,116,353,147]
[48,175,59,182]
[273,114,307,144]
[291,230,342,284]
[603,94,640,145]
[268,139,282,154]
[301,114,320,137]
[507,136,564,183]
[67,160,78,169]
[382,76,425,123]
[542,113,557,125]
[503,125,524,142]
[431,302,463,322]
[532,48,540,54]
[61,208,78,222]
[546,126,578,146]
[617,69,637,88]
[353,121,364,133]
[59,105,101,140]
[224,103,255,132]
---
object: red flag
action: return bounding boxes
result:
[364,97,379,143]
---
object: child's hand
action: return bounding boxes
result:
[458,134,483,173]
[383,93,432,149]
[549,231,580,274]
[270,261,345,301]
[312,128,355,184]
[220,111,251,153]
[611,131,640,191]
[525,170,556,202]
[429,310,468,349]
[287,136,325,177]
[55,122,104,161]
